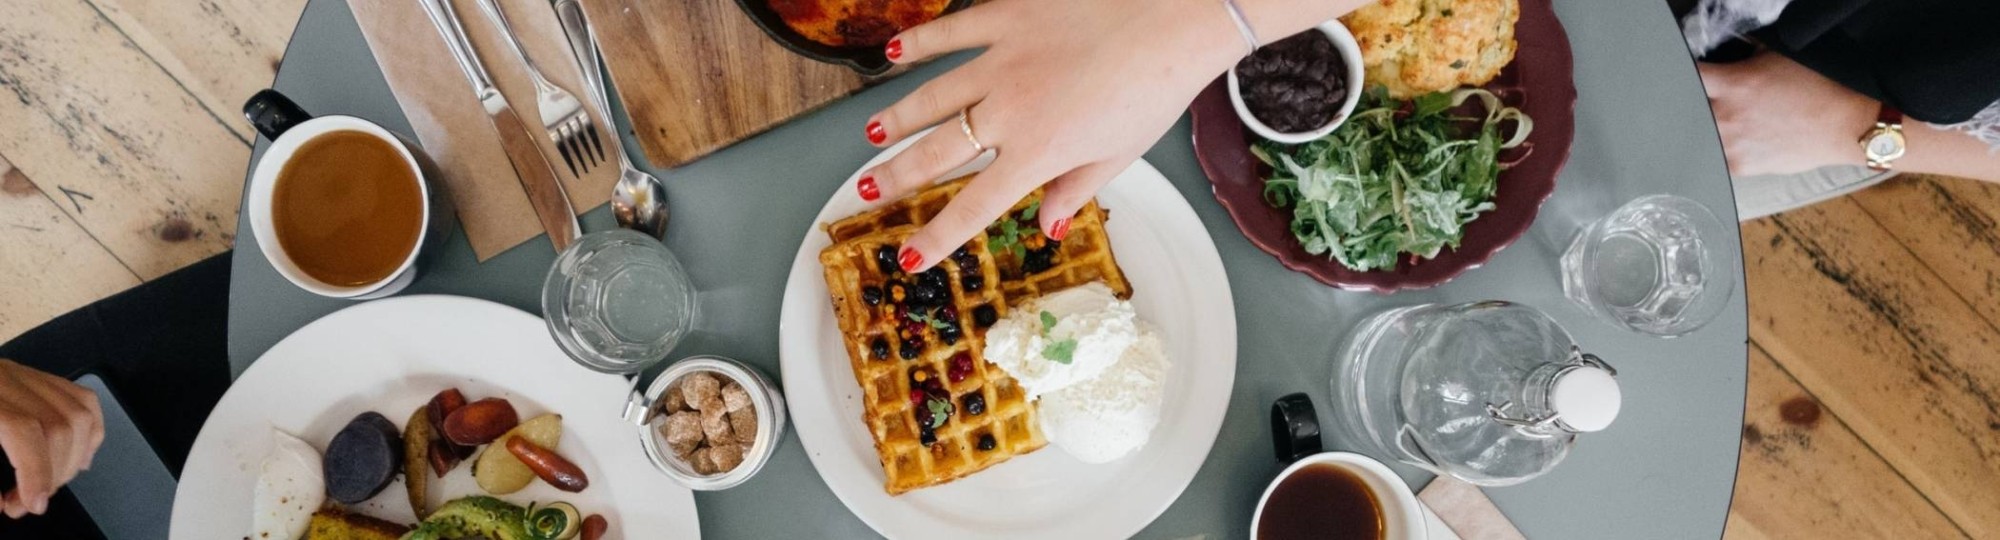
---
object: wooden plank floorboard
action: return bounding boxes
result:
[0,153,143,342]
[83,0,307,143]
[1846,174,2000,328]
[1743,196,2000,538]
[0,0,252,279]
[1723,343,1967,540]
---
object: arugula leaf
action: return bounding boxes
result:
[1043,339,1077,364]
[1256,87,1531,272]
[1413,92,1453,117]
[1039,311,1057,333]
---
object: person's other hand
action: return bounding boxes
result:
[0,359,103,518]
[856,0,1244,271]
[1697,51,1879,177]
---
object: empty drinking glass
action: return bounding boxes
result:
[542,229,698,374]
[1560,194,1735,337]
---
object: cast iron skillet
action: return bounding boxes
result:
[732,0,974,76]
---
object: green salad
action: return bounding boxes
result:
[1256,87,1532,272]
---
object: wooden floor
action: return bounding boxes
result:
[1,1,1994,537]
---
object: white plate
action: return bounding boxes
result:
[170,295,700,539]
[778,137,1237,538]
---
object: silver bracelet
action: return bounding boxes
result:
[1221,0,1261,53]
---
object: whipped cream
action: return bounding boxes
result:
[251,428,324,540]
[1039,328,1168,463]
[983,283,1137,397]
[983,282,1171,463]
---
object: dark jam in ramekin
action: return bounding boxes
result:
[1236,30,1348,134]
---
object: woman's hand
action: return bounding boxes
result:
[1697,52,1878,177]
[856,0,1248,271]
[0,359,103,518]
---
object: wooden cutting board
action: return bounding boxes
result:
[581,0,882,168]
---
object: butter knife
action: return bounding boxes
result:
[421,0,582,252]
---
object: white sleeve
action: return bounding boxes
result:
[1933,99,2000,153]
[1680,0,1795,56]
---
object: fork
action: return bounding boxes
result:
[473,0,605,178]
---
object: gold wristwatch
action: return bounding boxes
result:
[1860,105,1905,171]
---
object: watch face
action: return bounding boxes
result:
[1866,131,1905,160]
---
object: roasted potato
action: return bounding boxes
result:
[472,414,562,494]
[402,407,432,518]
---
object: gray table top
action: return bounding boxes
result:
[228,0,1746,537]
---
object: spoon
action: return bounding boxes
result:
[556,0,669,240]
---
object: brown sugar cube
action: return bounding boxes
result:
[721,382,751,413]
[708,442,745,472]
[688,447,717,475]
[680,372,721,409]
[661,377,687,413]
[662,411,704,455]
[695,396,726,415]
[701,405,735,444]
[729,408,758,442]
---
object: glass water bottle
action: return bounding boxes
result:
[1329,301,1621,486]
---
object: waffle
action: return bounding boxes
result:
[819,176,1131,494]
[826,177,1132,300]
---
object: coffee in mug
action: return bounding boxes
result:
[1257,462,1384,540]
[1255,394,1428,540]
[243,89,448,299]
[271,130,423,286]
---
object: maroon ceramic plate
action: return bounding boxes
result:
[1191,0,1576,293]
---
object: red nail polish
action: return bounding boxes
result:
[898,246,922,272]
[885,38,903,61]
[858,176,881,201]
[1047,218,1072,241]
[866,120,887,145]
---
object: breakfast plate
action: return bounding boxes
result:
[779,134,1237,537]
[169,295,700,539]
[1190,0,1576,292]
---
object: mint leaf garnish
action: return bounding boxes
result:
[984,203,1044,260]
[1043,339,1078,364]
[988,219,1022,256]
[1040,311,1057,334]
[926,398,954,428]
[907,310,954,330]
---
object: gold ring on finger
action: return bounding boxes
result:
[959,109,987,153]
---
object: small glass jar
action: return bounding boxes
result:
[637,356,788,490]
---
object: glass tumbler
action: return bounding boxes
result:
[1560,194,1735,337]
[542,229,698,373]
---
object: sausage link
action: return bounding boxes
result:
[504,437,590,492]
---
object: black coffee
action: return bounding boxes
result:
[1258,463,1384,540]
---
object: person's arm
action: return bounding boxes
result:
[0,358,103,518]
[1698,51,2000,182]
[1894,121,2000,182]
[858,0,1370,272]
[1236,0,1368,48]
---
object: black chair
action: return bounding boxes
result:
[0,253,234,539]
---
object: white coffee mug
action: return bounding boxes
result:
[1252,452,1429,540]
[242,89,450,299]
